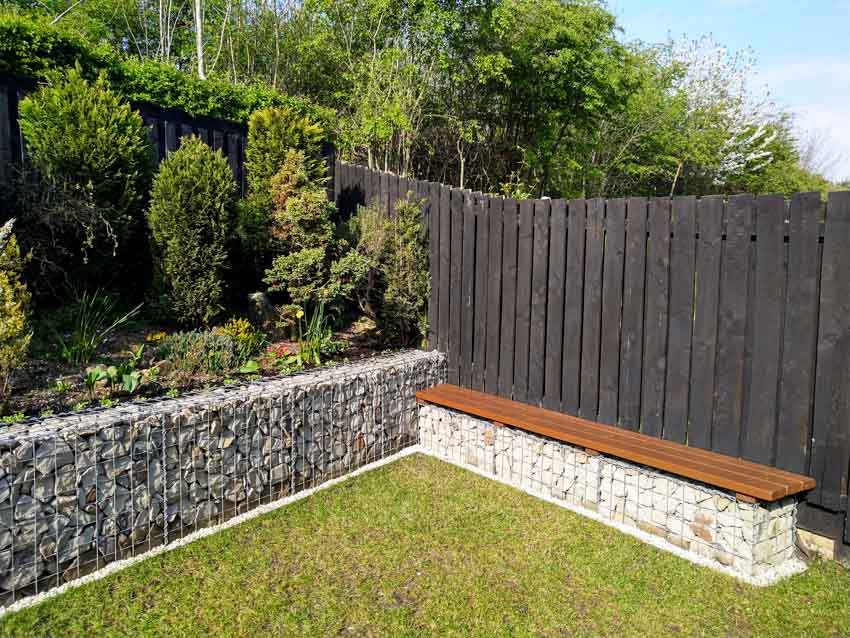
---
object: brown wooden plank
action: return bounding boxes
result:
[513,199,535,403]
[428,182,441,350]
[562,199,586,413]
[742,195,786,465]
[641,198,672,438]
[437,185,452,355]
[544,200,567,410]
[689,196,724,450]
[776,192,823,474]
[460,191,477,387]
[448,188,464,384]
[472,194,490,391]
[528,199,551,406]
[499,199,519,399]
[712,194,755,457]
[580,198,604,420]
[810,191,850,509]
[599,198,626,425]
[664,196,696,443]
[485,197,504,395]
[619,198,647,430]
[424,383,815,494]
[417,384,815,500]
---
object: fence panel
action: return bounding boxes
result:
[335,160,850,543]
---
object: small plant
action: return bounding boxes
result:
[166,388,179,399]
[0,219,32,415]
[145,331,167,344]
[157,330,254,376]
[297,305,330,367]
[39,409,54,418]
[215,319,266,360]
[263,342,302,374]
[237,360,260,375]
[71,401,89,412]
[83,367,107,401]
[55,290,142,365]
[122,371,142,394]
[53,379,72,393]
[99,397,117,408]
[0,412,25,425]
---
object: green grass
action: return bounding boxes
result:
[1,454,848,638]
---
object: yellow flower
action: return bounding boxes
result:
[145,331,168,343]
[296,309,304,319]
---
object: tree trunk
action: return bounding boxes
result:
[193,0,206,79]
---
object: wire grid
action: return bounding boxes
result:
[0,352,444,605]
[420,405,799,577]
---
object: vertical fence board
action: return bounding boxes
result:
[544,200,568,411]
[599,198,626,424]
[743,195,786,464]
[448,188,464,385]
[810,191,850,509]
[580,199,604,419]
[460,192,477,387]
[513,200,535,403]
[663,196,696,443]
[0,87,10,184]
[562,199,586,413]
[428,182,441,349]
[619,198,647,430]
[688,196,724,449]
[776,192,823,474]
[165,121,179,155]
[712,194,754,457]
[528,199,551,406]
[438,186,452,355]
[485,198,504,395]
[472,195,490,391]
[499,199,519,399]
[641,198,671,438]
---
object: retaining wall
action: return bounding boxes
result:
[419,404,802,582]
[0,351,446,604]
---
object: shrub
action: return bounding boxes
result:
[156,330,252,376]
[214,318,266,360]
[16,65,151,294]
[147,136,236,326]
[0,220,31,414]
[350,196,430,345]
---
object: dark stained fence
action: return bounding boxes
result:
[335,159,850,545]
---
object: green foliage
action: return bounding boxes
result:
[156,330,254,376]
[53,289,141,365]
[16,65,151,293]
[0,12,332,125]
[147,136,236,327]
[214,318,266,360]
[82,367,107,401]
[349,196,429,345]
[0,220,31,412]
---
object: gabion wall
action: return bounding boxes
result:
[0,351,446,605]
[419,404,799,580]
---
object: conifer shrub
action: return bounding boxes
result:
[0,220,31,414]
[147,136,236,326]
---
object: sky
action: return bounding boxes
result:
[608,0,850,182]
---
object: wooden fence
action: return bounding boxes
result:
[336,160,850,545]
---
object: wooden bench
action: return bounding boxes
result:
[416,384,815,503]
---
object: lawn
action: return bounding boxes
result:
[1,454,848,638]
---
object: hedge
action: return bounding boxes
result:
[0,12,335,127]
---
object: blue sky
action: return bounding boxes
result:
[608,0,850,181]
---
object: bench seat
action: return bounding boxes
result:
[416,384,815,503]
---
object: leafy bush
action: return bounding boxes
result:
[0,13,334,126]
[0,220,31,414]
[350,196,430,345]
[157,331,253,376]
[16,65,151,294]
[214,318,266,360]
[147,136,236,327]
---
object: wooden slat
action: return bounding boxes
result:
[448,188,464,384]
[513,200,535,403]
[499,199,519,399]
[580,198,604,419]
[460,191,477,387]
[472,195,490,391]
[712,194,754,457]
[776,192,823,474]
[417,384,815,501]
[0,87,11,183]
[810,191,850,509]
[641,198,671,438]
[165,121,179,155]
[562,199,586,413]
[599,198,626,425]
[437,185,452,355]
[664,196,696,443]
[743,195,786,464]
[528,199,550,406]
[543,200,567,410]
[226,132,240,184]
[428,182,441,350]
[212,129,224,153]
[689,196,724,449]
[485,197,504,395]
[619,198,647,430]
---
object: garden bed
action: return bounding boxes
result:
[0,454,847,638]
